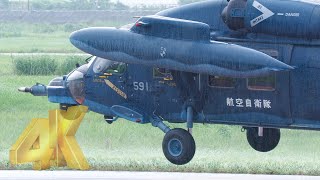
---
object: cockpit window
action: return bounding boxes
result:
[104,62,126,74]
[93,57,126,75]
[93,57,112,73]
[66,64,87,104]
[67,70,84,81]
[76,64,89,74]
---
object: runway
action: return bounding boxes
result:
[0,171,318,180]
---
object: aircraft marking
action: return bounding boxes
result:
[133,82,149,91]
[250,1,275,27]
[105,79,128,99]
[277,12,300,17]
[285,13,300,17]
[160,47,167,58]
[227,97,272,109]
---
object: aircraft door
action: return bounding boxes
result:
[150,68,185,118]
[150,68,206,121]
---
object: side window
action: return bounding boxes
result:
[247,49,278,91]
[153,68,173,80]
[104,62,126,75]
[247,74,276,91]
[208,76,235,88]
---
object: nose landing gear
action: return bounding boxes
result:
[162,128,196,165]
[160,106,196,165]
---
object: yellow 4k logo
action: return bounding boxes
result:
[9,106,89,170]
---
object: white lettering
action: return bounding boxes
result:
[227,98,234,107]
[254,99,262,108]
[285,13,300,17]
[263,100,272,108]
[227,98,272,109]
[133,82,149,91]
[245,99,252,107]
[236,98,244,107]
[250,1,275,27]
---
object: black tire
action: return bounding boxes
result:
[246,127,280,152]
[162,128,196,165]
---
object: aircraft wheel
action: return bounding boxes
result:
[246,127,280,152]
[162,128,195,165]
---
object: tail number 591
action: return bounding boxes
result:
[133,82,149,91]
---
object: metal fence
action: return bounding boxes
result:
[0,10,159,24]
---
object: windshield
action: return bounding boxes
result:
[66,63,89,105]
[92,57,126,75]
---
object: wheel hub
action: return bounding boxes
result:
[168,138,183,157]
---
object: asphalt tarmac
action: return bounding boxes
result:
[0,171,318,180]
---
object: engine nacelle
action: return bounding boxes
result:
[222,0,320,39]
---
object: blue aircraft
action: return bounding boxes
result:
[19,0,320,165]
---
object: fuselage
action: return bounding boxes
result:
[48,0,320,130]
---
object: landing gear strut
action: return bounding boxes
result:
[246,127,281,152]
[161,106,196,165]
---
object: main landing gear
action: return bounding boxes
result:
[153,106,196,165]
[246,127,281,152]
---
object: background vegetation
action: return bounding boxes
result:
[1,0,129,10]
[0,22,126,53]
[0,0,205,10]
[12,55,86,75]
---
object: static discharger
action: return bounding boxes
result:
[9,106,89,170]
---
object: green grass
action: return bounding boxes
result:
[1,55,320,174]
[0,36,77,53]
[0,22,126,53]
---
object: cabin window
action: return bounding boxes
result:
[247,49,278,91]
[208,76,235,88]
[153,68,173,80]
[247,74,276,91]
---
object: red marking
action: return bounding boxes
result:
[76,98,85,104]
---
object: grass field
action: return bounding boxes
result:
[0,22,126,53]
[1,55,320,174]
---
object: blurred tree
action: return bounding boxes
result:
[179,0,204,5]
[0,0,9,10]
[112,1,129,10]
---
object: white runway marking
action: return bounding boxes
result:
[0,171,318,180]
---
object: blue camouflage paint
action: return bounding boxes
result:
[21,0,320,132]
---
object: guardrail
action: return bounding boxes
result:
[0,10,159,24]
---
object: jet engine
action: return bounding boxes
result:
[222,0,320,39]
